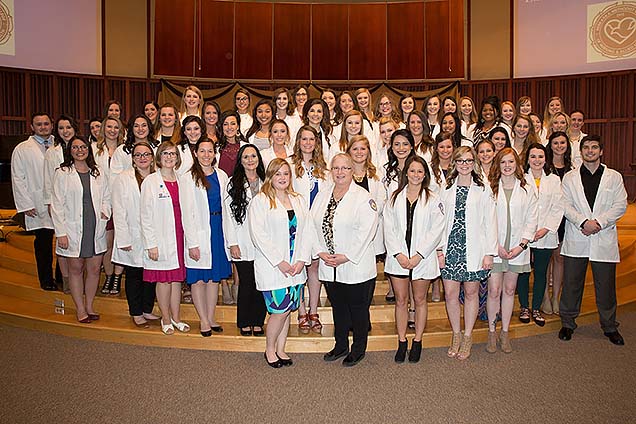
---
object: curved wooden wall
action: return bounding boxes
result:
[153,0,465,81]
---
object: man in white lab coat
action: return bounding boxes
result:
[10,113,58,291]
[558,135,627,345]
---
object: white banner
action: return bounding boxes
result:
[0,0,14,56]
[588,1,636,63]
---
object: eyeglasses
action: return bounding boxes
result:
[161,151,177,157]
[379,102,391,107]
[296,93,307,97]
[133,152,153,159]
[236,97,249,102]
[455,159,475,165]
[71,145,89,151]
[330,166,352,172]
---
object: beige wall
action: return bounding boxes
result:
[470,0,510,80]
[105,0,147,77]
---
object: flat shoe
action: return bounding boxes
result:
[264,352,283,368]
[132,317,150,328]
[143,313,161,320]
[240,327,253,336]
[324,348,349,362]
[170,319,190,333]
[276,354,293,366]
[200,329,212,337]
[604,331,625,346]
[161,320,175,335]
[252,327,264,336]
[78,316,92,324]
[342,353,365,367]
[88,313,100,321]
[210,325,223,333]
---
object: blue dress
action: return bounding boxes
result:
[186,172,232,283]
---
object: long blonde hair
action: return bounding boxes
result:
[291,125,327,179]
[261,158,299,209]
[338,110,364,152]
[346,135,378,180]
[96,116,124,156]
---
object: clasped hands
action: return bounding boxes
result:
[318,252,349,268]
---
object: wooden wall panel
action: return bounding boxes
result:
[425,0,464,79]
[234,2,273,80]
[30,75,54,118]
[58,77,80,118]
[154,0,195,77]
[197,0,234,79]
[585,76,605,120]
[273,4,310,80]
[312,4,348,80]
[387,2,424,80]
[84,79,105,121]
[349,4,386,81]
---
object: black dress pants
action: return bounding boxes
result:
[33,228,54,287]
[235,261,266,328]
[124,266,156,316]
[324,278,375,356]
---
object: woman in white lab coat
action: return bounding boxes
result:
[248,158,313,368]
[110,114,157,177]
[140,141,189,335]
[177,115,206,177]
[51,136,110,323]
[516,143,563,326]
[303,98,336,163]
[486,147,538,353]
[179,138,232,336]
[259,119,294,169]
[312,153,378,367]
[439,146,497,360]
[93,116,126,295]
[112,142,159,327]
[384,155,445,363]
[328,110,364,164]
[289,125,330,334]
[43,115,80,293]
[225,144,267,336]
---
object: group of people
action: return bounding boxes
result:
[10,85,627,369]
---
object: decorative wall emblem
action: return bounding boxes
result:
[0,0,13,46]
[589,1,636,59]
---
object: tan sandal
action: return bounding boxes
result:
[298,314,311,334]
[447,332,462,358]
[308,313,323,334]
[457,333,472,360]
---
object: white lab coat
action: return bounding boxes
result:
[176,144,194,177]
[525,171,563,249]
[493,179,539,266]
[561,165,627,263]
[292,164,331,209]
[440,182,498,272]
[42,144,64,205]
[383,189,445,280]
[248,192,313,291]
[51,165,111,257]
[140,171,182,270]
[362,174,387,255]
[223,179,261,261]
[260,145,293,169]
[111,169,144,267]
[179,168,231,269]
[110,144,132,176]
[311,181,379,284]
[11,137,54,230]
[239,112,253,136]
[92,143,115,184]
[569,131,586,169]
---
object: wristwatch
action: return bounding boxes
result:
[519,242,528,250]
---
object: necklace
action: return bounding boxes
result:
[353,174,365,183]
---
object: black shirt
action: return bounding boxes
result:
[580,164,604,211]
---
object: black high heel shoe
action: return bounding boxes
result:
[264,352,282,368]
[110,273,123,295]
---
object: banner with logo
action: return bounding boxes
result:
[588,1,636,63]
[515,0,636,78]
[0,0,14,56]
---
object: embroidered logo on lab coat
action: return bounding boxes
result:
[369,199,377,211]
